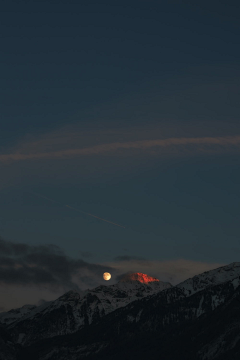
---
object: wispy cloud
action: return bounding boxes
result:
[1,135,240,163]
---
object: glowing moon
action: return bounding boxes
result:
[103,272,111,281]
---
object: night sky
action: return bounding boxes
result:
[1,0,240,310]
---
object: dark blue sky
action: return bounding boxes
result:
[1,0,240,135]
[1,0,240,308]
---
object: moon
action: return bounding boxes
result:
[103,272,111,281]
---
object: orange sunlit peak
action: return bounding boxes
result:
[120,272,159,284]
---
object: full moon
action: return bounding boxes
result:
[103,272,111,281]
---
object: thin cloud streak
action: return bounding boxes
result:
[1,135,240,163]
[30,192,125,229]
[65,205,125,228]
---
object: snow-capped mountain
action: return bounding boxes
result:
[0,272,171,346]
[84,272,171,317]
[176,262,240,296]
[29,263,240,360]
[0,304,37,326]
[1,263,240,360]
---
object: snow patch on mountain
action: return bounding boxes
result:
[177,262,240,296]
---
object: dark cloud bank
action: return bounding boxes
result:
[0,237,113,291]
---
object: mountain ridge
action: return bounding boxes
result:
[0,272,171,347]
[1,263,240,359]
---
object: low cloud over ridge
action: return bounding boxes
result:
[106,257,224,286]
[0,237,225,311]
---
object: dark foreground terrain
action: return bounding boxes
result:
[1,263,240,360]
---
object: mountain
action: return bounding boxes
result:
[0,325,18,360]
[0,272,171,347]
[177,262,240,295]
[1,263,240,360]
[0,305,37,327]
